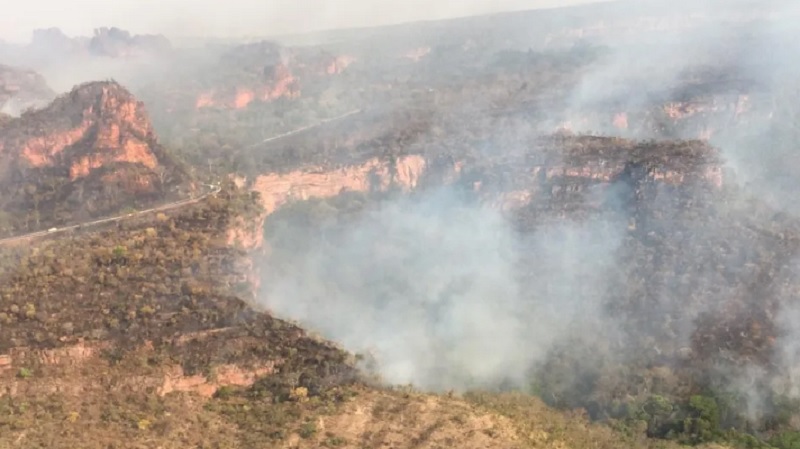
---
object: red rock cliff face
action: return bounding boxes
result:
[0,80,188,234]
[190,41,357,111]
[1,81,162,182]
[232,144,723,252]
[195,63,300,110]
[227,155,427,251]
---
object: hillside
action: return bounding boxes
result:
[0,81,190,236]
[0,184,737,449]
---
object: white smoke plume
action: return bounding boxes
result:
[258,187,625,391]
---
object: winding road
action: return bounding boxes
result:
[0,184,222,246]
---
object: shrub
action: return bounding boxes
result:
[770,432,800,449]
[682,395,720,444]
[299,421,317,439]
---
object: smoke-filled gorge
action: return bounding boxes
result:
[252,136,800,440]
[258,187,624,391]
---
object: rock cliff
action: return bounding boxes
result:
[227,135,722,253]
[0,81,189,235]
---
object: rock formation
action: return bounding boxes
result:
[0,80,189,235]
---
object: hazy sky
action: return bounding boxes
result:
[1,0,609,42]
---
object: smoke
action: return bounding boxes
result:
[7,0,800,432]
[551,0,800,203]
[0,0,611,43]
[0,97,23,116]
[245,2,800,431]
[258,187,624,391]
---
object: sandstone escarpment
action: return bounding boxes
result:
[88,27,171,58]
[3,81,161,172]
[0,339,277,399]
[226,155,427,252]
[250,155,426,216]
[231,135,723,252]
[26,26,170,60]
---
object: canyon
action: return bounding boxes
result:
[2,1,800,448]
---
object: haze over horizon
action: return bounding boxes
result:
[1,0,612,43]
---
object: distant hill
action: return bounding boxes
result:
[0,80,191,236]
[0,64,56,115]
[28,27,171,59]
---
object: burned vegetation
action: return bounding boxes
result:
[254,129,800,446]
[511,137,800,444]
[0,186,361,448]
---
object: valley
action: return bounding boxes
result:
[3,0,800,448]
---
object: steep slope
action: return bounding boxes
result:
[0,64,56,115]
[0,80,190,236]
[0,186,733,449]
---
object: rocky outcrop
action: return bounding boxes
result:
[30,27,87,55]
[188,42,360,111]
[195,63,300,110]
[234,136,723,252]
[0,341,277,399]
[3,81,163,177]
[250,155,426,216]
[0,80,188,234]
[158,363,276,397]
[561,93,772,142]
[226,155,427,253]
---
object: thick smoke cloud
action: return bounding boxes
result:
[549,0,800,419]
[554,0,800,211]
[259,188,624,391]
